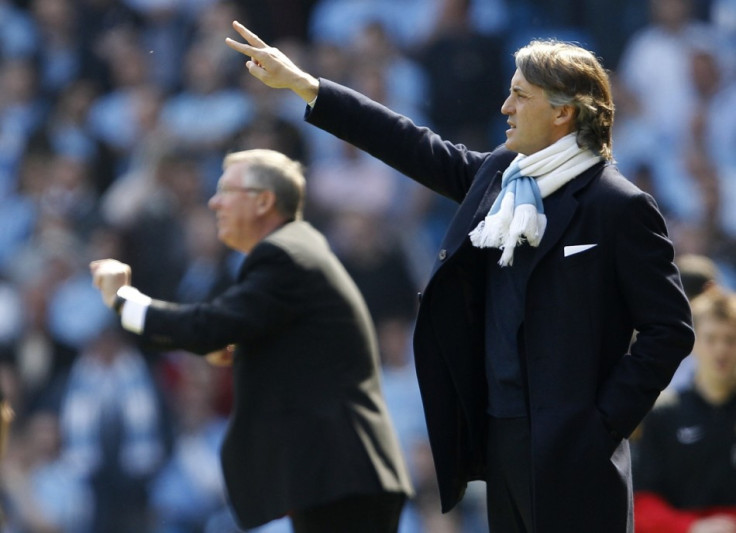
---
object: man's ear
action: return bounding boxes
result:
[256,190,277,216]
[554,104,575,128]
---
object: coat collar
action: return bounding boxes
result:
[527,160,605,271]
[429,156,605,279]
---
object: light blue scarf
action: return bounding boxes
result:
[469,133,602,266]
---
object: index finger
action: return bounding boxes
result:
[231,20,267,48]
[225,38,263,59]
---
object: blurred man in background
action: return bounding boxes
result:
[90,148,412,532]
[634,286,736,532]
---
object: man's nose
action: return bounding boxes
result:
[501,98,513,115]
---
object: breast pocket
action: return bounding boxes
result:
[563,244,600,268]
[563,246,603,298]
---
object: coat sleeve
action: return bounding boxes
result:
[596,192,695,438]
[305,78,490,203]
[136,243,304,354]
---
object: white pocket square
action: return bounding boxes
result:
[564,244,597,257]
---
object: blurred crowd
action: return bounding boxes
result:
[1,0,735,531]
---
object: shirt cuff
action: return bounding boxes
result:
[117,286,152,334]
[307,95,317,108]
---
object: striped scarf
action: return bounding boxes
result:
[469,133,602,266]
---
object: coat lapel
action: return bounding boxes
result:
[470,170,503,225]
[429,169,505,279]
[529,161,604,272]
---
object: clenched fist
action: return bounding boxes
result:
[90,259,132,308]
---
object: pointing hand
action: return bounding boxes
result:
[226,20,319,103]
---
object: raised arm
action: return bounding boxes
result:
[225,21,319,103]
[225,20,490,201]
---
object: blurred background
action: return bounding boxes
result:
[1,0,735,531]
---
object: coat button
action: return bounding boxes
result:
[417,291,423,303]
[438,249,447,260]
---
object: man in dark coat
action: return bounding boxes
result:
[225,22,695,533]
[90,149,412,532]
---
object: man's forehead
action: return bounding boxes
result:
[510,69,534,90]
[698,315,736,329]
[222,161,250,180]
[224,159,250,172]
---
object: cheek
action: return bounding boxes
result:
[518,112,539,134]
[723,340,736,361]
[230,208,252,233]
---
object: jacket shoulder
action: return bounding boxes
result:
[581,163,659,213]
[481,145,517,174]
[593,163,647,197]
[252,221,335,274]
[264,221,327,251]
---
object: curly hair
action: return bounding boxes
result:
[515,40,615,161]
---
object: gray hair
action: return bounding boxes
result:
[223,149,306,219]
[515,40,615,160]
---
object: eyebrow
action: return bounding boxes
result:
[510,85,528,96]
